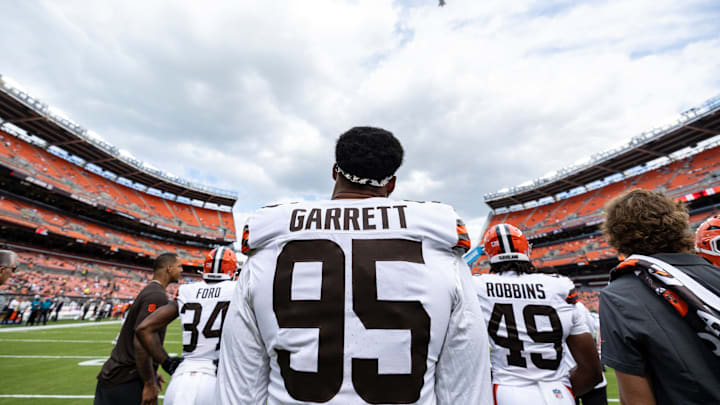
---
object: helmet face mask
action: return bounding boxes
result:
[712,237,720,253]
[695,215,720,267]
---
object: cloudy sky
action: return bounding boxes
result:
[2,0,720,244]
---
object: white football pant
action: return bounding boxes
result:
[163,371,216,405]
[494,382,575,405]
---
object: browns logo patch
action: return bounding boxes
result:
[148,304,157,313]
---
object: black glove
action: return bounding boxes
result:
[161,356,183,375]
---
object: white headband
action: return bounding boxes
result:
[335,165,393,187]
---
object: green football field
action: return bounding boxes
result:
[0,320,619,404]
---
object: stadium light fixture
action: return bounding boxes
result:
[86,130,106,142]
[47,106,71,121]
[0,75,24,92]
[573,156,591,166]
[118,149,135,159]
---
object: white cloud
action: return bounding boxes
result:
[394,170,442,199]
[1,0,719,226]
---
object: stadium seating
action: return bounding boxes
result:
[473,205,720,274]
[0,195,210,266]
[578,291,599,312]
[0,130,236,241]
[0,248,202,299]
[575,178,635,218]
[485,143,720,240]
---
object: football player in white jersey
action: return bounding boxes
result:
[473,224,602,405]
[216,127,492,405]
[136,247,238,405]
[563,302,607,405]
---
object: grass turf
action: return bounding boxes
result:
[0,320,619,404]
[0,319,182,405]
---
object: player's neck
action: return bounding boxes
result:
[331,181,389,200]
[332,191,386,199]
[150,278,169,290]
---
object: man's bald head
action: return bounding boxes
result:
[0,250,18,286]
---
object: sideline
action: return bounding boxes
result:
[0,394,165,399]
[0,355,101,359]
[0,338,181,343]
[0,394,616,402]
[0,353,177,359]
[0,321,122,333]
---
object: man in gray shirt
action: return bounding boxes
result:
[600,190,720,405]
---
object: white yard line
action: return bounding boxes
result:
[0,394,166,399]
[0,394,615,402]
[0,395,95,399]
[0,338,181,343]
[0,338,117,343]
[0,321,122,333]
[0,353,177,359]
[0,355,103,359]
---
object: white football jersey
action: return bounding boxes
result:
[217,198,492,405]
[177,280,236,362]
[473,272,588,386]
[563,302,606,389]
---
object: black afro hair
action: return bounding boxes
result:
[335,126,404,182]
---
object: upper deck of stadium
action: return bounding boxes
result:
[469,93,720,280]
[0,74,237,207]
[484,93,720,210]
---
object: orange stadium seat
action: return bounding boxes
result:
[220,211,237,239]
[484,212,507,232]
[170,202,201,227]
[576,178,634,218]
[0,129,233,241]
[484,143,720,242]
[195,206,222,229]
[551,193,590,222]
[630,164,673,192]
[0,195,210,265]
[522,203,555,230]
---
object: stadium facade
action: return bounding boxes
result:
[472,93,720,292]
[0,75,238,300]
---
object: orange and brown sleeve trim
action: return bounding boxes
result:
[241,224,251,254]
[455,219,471,253]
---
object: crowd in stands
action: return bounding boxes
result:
[471,234,619,274]
[0,247,200,303]
[0,245,209,326]
[0,129,240,327]
[1,294,134,325]
[0,130,235,241]
[578,291,599,312]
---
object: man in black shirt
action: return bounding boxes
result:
[600,190,720,405]
[94,253,182,405]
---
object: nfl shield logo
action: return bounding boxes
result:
[553,388,563,399]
